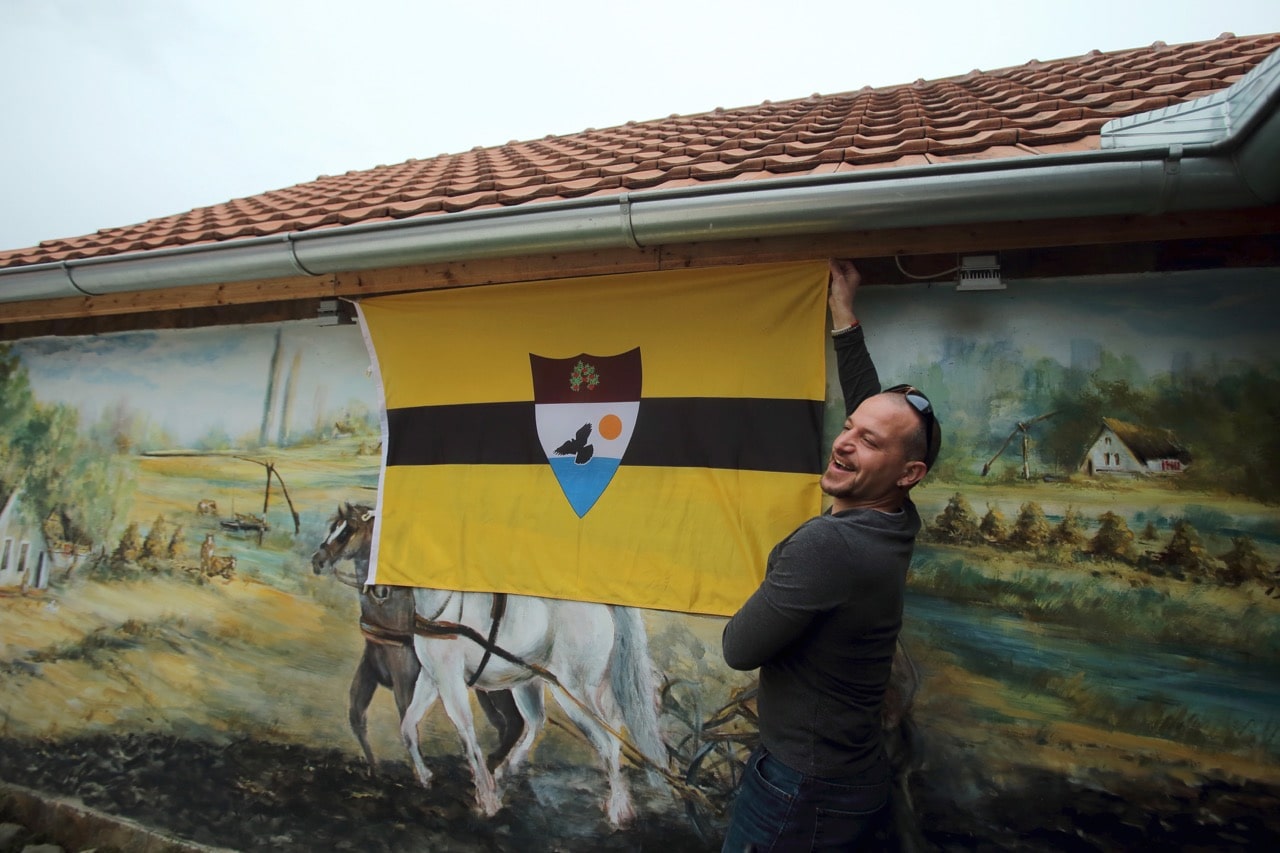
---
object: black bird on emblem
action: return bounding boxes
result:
[555,422,595,464]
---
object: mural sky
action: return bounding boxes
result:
[12,320,374,447]
[862,268,1279,381]
[14,269,1280,458]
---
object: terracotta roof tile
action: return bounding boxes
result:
[926,128,1022,154]
[556,177,613,197]
[845,137,931,163]
[837,153,933,172]
[495,184,555,205]
[291,214,334,230]
[762,153,823,172]
[336,206,388,226]
[3,31,1277,268]
[386,198,444,218]
[931,117,1007,137]
[1148,78,1222,96]
[621,169,668,189]
[1015,118,1111,146]
[689,161,749,180]
[441,191,497,212]
[1093,95,1179,114]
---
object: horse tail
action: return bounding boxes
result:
[609,605,666,783]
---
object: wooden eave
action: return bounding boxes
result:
[2,206,1278,341]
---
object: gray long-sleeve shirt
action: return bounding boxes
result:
[721,327,920,778]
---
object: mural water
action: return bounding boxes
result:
[907,592,1279,744]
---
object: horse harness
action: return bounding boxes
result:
[331,510,513,687]
[359,589,510,687]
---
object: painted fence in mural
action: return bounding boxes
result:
[1,269,1277,851]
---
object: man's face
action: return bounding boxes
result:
[820,394,920,512]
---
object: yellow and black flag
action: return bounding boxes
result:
[356,261,828,616]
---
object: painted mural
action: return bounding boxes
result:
[1,268,1278,851]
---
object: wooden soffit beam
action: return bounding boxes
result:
[2,207,1278,339]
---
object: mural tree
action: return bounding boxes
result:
[141,514,171,567]
[17,404,132,555]
[930,493,983,545]
[111,522,143,569]
[167,524,187,561]
[979,505,1008,544]
[259,328,285,447]
[0,344,36,490]
[1089,511,1136,563]
[1050,507,1088,548]
[1219,535,1266,587]
[1,346,134,561]
[1153,364,1280,504]
[1154,519,1217,581]
[1008,502,1052,549]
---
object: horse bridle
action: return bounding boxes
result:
[319,509,375,590]
[322,506,507,686]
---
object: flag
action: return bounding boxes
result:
[356,261,829,616]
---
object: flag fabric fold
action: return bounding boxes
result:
[356,261,828,616]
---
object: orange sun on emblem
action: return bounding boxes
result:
[598,413,623,441]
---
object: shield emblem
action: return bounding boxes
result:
[530,348,642,517]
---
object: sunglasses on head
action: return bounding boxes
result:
[884,384,935,467]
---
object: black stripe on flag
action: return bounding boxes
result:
[385,398,824,474]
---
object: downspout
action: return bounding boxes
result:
[2,47,1277,306]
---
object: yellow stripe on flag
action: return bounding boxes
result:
[358,261,829,616]
[362,262,827,404]
[375,465,816,616]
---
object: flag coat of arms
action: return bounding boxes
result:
[531,349,641,518]
[356,261,828,616]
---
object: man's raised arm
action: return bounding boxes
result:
[829,259,881,416]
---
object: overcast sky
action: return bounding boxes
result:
[2,0,1276,253]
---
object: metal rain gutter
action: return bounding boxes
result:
[2,46,1277,307]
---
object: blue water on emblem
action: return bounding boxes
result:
[547,456,622,517]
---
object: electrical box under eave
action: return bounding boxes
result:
[955,254,1005,291]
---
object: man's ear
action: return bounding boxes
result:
[899,460,928,489]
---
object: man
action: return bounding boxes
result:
[721,259,941,851]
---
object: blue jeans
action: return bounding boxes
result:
[721,747,889,852]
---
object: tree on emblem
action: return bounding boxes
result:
[570,360,600,391]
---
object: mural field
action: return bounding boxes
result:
[1,270,1278,850]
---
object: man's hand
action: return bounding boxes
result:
[828,259,861,329]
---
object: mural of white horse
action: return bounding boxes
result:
[311,504,530,777]
[312,503,668,827]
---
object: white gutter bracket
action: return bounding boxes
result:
[616,193,641,250]
[1158,144,1184,213]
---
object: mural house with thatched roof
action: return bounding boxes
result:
[1080,416,1192,475]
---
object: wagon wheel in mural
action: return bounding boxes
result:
[140,451,302,540]
[675,683,760,843]
[660,677,713,765]
[981,410,1058,479]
